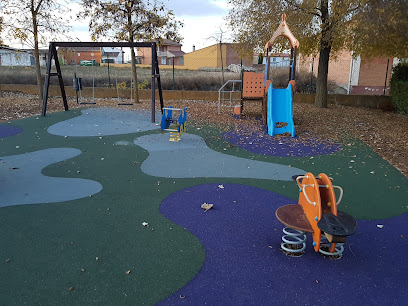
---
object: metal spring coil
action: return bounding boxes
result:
[318,235,344,257]
[281,227,306,254]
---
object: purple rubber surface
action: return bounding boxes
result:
[0,125,23,138]
[222,129,341,157]
[159,183,408,305]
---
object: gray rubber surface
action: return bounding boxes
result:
[0,148,102,207]
[134,133,305,181]
[47,108,160,137]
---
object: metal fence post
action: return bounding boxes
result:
[309,57,314,94]
[383,58,390,96]
[173,56,175,90]
[347,56,354,95]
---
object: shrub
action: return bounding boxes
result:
[390,63,408,114]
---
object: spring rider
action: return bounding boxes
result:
[161,107,187,142]
[275,173,357,258]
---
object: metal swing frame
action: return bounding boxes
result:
[72,47,97,105]
[41,41,164,123]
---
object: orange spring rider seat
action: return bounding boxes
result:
[275,172,356,258]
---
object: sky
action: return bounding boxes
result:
[68,0,232,54]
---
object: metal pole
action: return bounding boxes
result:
[383,58,390,96]
[310,57,314,94]
[292,47,297,80]
[172,56,175,90]
[220,40,224,85]
[41,43,54,116]
[107,60,111,88]
[347,54,354,95]
[218,89,221,114]
[52,45,68,111]
[289,48,294,80]
[151,42,156,123]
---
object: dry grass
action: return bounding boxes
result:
[0,66,321,92]
[1,91,407,178]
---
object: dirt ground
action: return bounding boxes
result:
[1,91,407,178]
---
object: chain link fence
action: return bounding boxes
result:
[0,48,394,96]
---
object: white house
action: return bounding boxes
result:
[0,46,34,66]
[21,49,49,66]
[101,47,124,64]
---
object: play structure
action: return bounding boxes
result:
[239,14,298,137]
[41,42,164,123]
[276,173,357,258]
[161,107,187,142]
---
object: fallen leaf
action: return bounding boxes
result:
[201,203,214,211]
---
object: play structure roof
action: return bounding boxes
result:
[265,14,299,50]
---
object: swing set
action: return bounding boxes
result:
[41,42,164,123]
[72,47,96,105]
[71,49,135,106]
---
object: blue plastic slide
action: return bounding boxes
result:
[267,83,296,137]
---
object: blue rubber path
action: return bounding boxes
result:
[160,183,408,305]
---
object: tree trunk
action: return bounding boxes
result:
[130,47,140,103]
[126,4,139,104]
[220,41,224,85]
[315,0,331,108]
[32,14,43,100]
[315,45,331,108]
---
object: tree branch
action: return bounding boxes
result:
[285,0,321,17]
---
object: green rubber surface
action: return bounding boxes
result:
[0,108,407,305]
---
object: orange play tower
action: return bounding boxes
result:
[239,14,298,138]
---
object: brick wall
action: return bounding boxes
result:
[358,57,393,86]
[60,50,102,65]
[299,51,352,88]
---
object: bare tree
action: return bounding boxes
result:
[1,0,72,100]
[207,27,231,85]
[80,0,182,103]
[0,16,4,45]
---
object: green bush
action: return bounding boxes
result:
[390,63,408,114]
